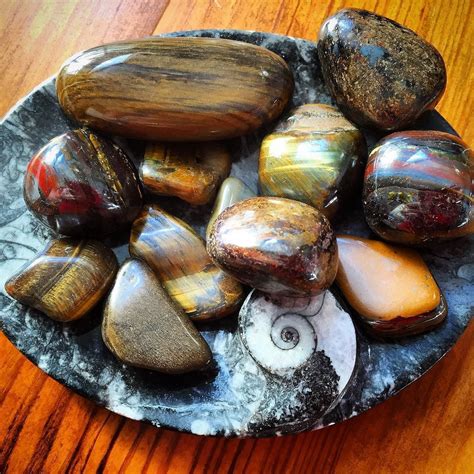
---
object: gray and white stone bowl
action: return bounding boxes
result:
[0,30,472,437]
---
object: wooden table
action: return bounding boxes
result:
[1,1,473,472]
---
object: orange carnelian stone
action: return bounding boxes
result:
[336,235,440,321]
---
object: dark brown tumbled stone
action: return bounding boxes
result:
[23,129,143,237]
[207,197,338,297]
[317,9,446,130]
[102,259,212,373]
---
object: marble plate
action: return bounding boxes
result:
[0,30,472,437]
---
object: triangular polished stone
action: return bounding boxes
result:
[102,259,212,373]
[336,235,447,336]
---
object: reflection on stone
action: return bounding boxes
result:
[130,205,244,321]
[259,104,366,220]
[5,239,118,322]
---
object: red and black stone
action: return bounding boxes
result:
[23,129,143,237]
[363,131,473,245]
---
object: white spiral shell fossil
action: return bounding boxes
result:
[239,290,357,405]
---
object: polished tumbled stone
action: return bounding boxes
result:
[130,205,244,321]
[259,104,366,220]
[23,129,143,237]
[206,177,255,240]
[5,239,118,322]
[336,235,447,336]
[57,37,294,141]
[102,259,212,373]
[318,9,446,130]
[207,197,338,297]
[363,131,473,245]
[141,142,231,205]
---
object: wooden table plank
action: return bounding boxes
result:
[0,1,473,473]
[0,0,170,116]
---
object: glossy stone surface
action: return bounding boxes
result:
[5,239,117,322]
[363,131,474,245]
[238,289,357,433]
[141,142,231,205]
[130,205,244,321]
[206,177,255,240]
[23,129,143,237]
[336,235,447,336]
[102,259,212,373]
[318,9,446,130]
[207,197,338,297]
[259,104,367,220]
[57,37,294,141]
[362,296,448,338]
[1,29,472,437]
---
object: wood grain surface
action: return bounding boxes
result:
[0,0,473,472]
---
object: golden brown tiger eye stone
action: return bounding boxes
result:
[102,259,212,373]
[335,235,447,336]
[129,205,244,321]
[5,239,118,322]
[259,104,366,220]
[207,197,338,297]
[56,37,294,141]
[141,142,231,205]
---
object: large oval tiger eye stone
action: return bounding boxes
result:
[141,142,231,205]
[5,239,118,322]
[129,205,244,321]
[336,235,447,337]
[318,9,446,130]
[207,197,338,297]
[259,104,366,220]
[56,37,294,141]
[205,177,255,240]
[23,129,143,237]
[363,131,473,245]
[102,259,212,373]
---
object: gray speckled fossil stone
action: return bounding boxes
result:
[0,30,472,437]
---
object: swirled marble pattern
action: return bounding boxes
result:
[0,30,472,437]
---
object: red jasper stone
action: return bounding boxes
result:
[363,131,473,244]
[24,129,143,237]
